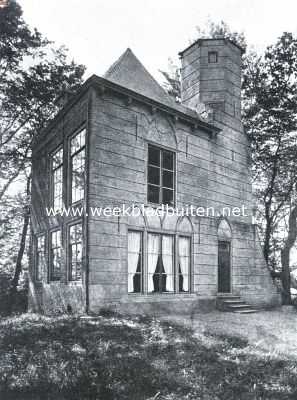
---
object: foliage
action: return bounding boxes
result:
[0,0,85,309]
[0,313,297,400]
[194,19,247,51]
[242,32,297,302]
[0,0,85,198]
[159,58,181,101]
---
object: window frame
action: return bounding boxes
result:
[147,144,176,207]
[50,145,64,210]
[69,127,86,205]
[177,235,191,293]
[35,233,46,281]
[68,220,84,282]
[208,51,218,63]
[147,232,175,294]
[49,228,62,282]
[127,229,192,295]
[127,229,144,294]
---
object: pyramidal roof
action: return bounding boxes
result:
[104,48,177,107]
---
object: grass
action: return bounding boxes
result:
[0,312,297,400]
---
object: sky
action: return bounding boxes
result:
[18,0,297,82]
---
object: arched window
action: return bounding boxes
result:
[217,219,232,241]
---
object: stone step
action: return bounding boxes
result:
[232,309,258,314]
[228,304,253,309]
[217,295,259,313]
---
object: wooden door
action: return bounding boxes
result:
[218,241,231,293]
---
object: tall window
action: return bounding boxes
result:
[36,234,46,281]
[128,231,143,293]
[178,237,190,292]
[147,145,175,206]
[52,147,63,210]
[69,223,83,281]
[50,230,62,281]
[147,233,174,293]
[70,128,86,203]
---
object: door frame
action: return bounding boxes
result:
[217,239,232,294]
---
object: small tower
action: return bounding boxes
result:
[179,38,243,120]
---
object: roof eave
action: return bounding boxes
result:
[33,73,220,148]
[92,75,220,135]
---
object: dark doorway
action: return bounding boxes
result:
[218,241,231,293]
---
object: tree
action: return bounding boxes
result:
[0,0,85,311]
[242,33,297,303]
[195,19,247,51]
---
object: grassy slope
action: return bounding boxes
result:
[0,312,297,400]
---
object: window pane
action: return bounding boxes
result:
[52,148,63,169]
[147,234,160,293]
[148,166,160,185]
[162,188,174,206]
[72,150,85,203]
[162,150,174,170]
[148,185,160,204]
[52,148,63,209]
[69,224,83,281]
[128,231,142,293]
[148,146,160,166]
[178,237,190,292]
[162,235,174,292]
[53,166,63,210]
[208,51,218,63]
[162,170,174,189]
[71,129,86,155]
[36,235,45,281]
[50,230,62,281]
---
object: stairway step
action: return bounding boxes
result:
[228,304,254,309]
[217,295,260,313]
[232,309,258,314]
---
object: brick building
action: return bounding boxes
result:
[29,38,280,314]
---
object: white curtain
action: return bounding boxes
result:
[179,237,190,291]
[147,234,159,292]
[128,231,141,293]
[162,235,174,292]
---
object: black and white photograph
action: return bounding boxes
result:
[1,0,297,398]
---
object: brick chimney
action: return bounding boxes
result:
[179,38,243,120]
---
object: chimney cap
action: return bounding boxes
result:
[178,37,245,58]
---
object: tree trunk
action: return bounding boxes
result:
[8,176,31,313]
[280,204,297,305]
[263,217,272,264]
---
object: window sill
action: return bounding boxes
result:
[67,280,83,286]
[128,292,194,297]
[145,202,176,210]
